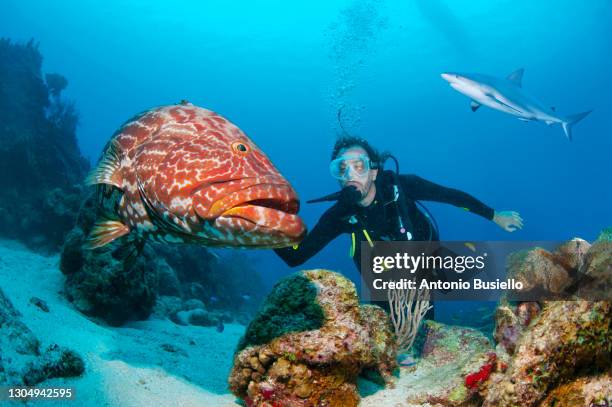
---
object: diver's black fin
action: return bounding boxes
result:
[470,101,481,112]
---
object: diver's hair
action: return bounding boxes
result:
[331,136,381,168]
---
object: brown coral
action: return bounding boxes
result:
[506,238,610,302]
[506,248,573,297]
[576,240,612,301]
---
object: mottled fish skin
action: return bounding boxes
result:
[87,102,306,248]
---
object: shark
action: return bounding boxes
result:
[441,69,591,141]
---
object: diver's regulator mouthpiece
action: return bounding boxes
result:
[306,185,362,204]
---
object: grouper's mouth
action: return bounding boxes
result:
[228,197,299,216]
[204,183,307,247]
[223,200,303,232]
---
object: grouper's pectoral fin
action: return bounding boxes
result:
[85,139,123,188]
[84,217,130,249]
[136,179,189,235]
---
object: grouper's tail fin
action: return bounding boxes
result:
[562,110,592,141]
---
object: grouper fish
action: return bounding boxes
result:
[85,102,306,249]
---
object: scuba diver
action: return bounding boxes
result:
[275,136,523,367]
[274,136,523,273]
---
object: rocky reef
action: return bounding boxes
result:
[60,192,265,326]
[361,231,610,406]
[59,192,158,326]
[226,231,610,407]
[485,300,610,406]
[228,269,397,407]
[540,371,611,407]
[405,321,498,406]
[0,38,89,252]
[0,287,84,386]
[483,231,611,407]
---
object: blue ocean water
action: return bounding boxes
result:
[1,0,610,315]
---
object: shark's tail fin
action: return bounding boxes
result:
[561,110,592,141]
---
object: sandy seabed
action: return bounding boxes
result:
[0,239,437,407]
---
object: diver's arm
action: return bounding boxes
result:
[400,174,495,220]
[274,205,344,267]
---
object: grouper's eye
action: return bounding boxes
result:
[232,142,250,154]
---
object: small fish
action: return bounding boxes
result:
[209,296,219,303]
[85,102,306,249]
[241,294,251,301]
[398,354,417,367]
[216,319,225,333]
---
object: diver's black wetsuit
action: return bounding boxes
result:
[275,170,494,270]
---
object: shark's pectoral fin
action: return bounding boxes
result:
[490,94,523,114]
[517,117,531,122]
[545,120,554,126]
[470,101,481,112]
[507,68,524,87]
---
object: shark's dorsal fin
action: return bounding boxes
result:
[470,101,481,112]
[507,68,524,87]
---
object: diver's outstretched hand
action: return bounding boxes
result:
[493,211,523,232]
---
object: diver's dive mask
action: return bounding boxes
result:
[329,154,373,180]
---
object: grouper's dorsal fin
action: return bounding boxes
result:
[507,68,524,87]
[85,139,123,188]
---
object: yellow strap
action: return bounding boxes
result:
[292,244,299,250]
[349,233,356,257]
[362,229,374,247]
[462,207,470,211]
